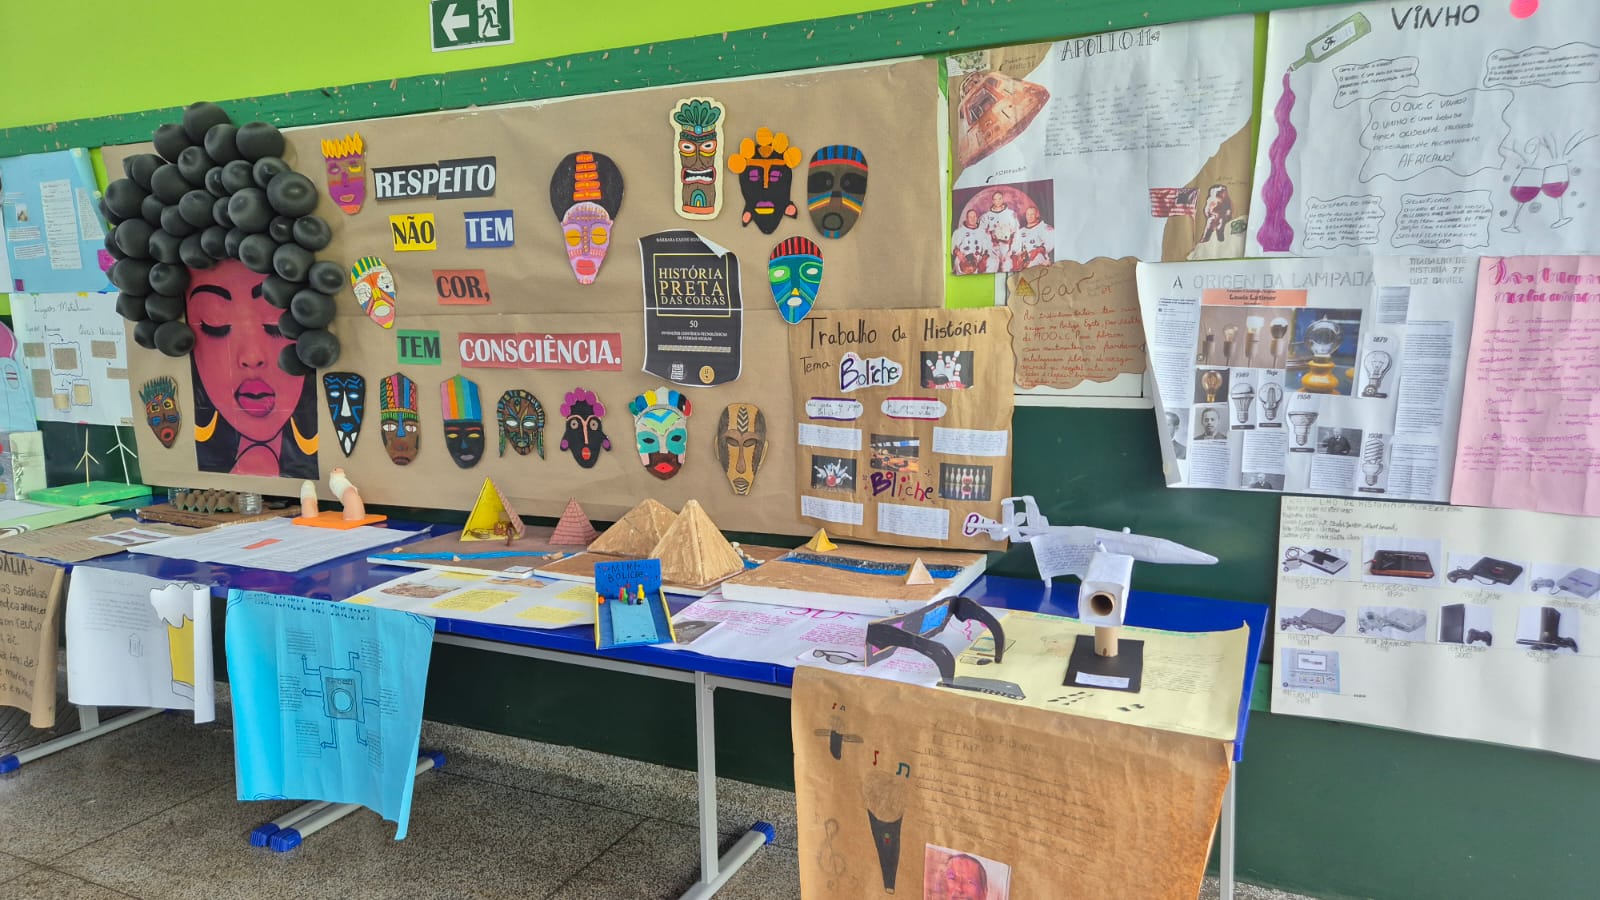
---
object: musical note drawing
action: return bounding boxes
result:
[896,762,911,777]
[872,749,879,766]
[819,817,846,888]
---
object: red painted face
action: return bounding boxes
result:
[187,260,304,445]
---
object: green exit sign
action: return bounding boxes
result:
[430,0,514,52]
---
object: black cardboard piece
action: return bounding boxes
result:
[1065,634,1144,693]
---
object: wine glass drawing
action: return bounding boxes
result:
[1543,164,1572,229]
[1504,167,1542,233]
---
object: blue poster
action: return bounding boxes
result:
[225,590,434,839]
[0,148,112,294]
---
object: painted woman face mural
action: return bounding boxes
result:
[497,389,545,458]
[440,375,485,469]
[628,387,692,480]
[807,145,868,238]
[320,133,366,215]
[189,260,318,479]
[139,376,182,449]
[350,256,397,328]
[322,372,365,456]
[768,237,824,325]
[559,387,611,468]
[379,372,419,466]
[669,97,726,219]
[727,127,803,234]
[549,152,624,285]
[715,402,767,496]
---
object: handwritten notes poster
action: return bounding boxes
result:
[1004,258,1146,390]
[0,554,66,728]
[10,293,132,427]
[1453,256,1600,516]
[788,308,1013,549]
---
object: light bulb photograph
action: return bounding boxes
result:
[1194,366,1229,403]
[1195,304,1296,368]
[1283,307,1362,396]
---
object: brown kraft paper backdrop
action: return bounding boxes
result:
[793,667,1231,900]
[788,307,1012,550]
[1005,257,1144,389]
[0,554,67,728]
[103,59,943,536]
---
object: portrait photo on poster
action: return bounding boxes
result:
[950,180,1055,275]
[189,261,319,479]
[923,843,1012,900]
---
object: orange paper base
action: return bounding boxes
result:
[292,511,388,530]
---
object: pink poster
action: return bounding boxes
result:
[1452,257,1600,516]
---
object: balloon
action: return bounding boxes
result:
[152,123,192,163]
[104,178,148,220]
[292,216,332,251]
[235,121,286,161]
[294,329,341,369]
[224,227,245,258]
[238,233,279,274]
[278,309,307,340]
[176,145,215,186]
[268,215,295,244]
[179,234,213,269]
[145,293,185,323]
[113,218,155,258]
[133,319,160,350]
[211,196,234,228]
[179,189,215,228]
[147,229,184,265]
[124,153,163,190]
[290,289,336,328]
[228,188,272,233]
[220,159,255,194]
[148,262,190,296]
[115,292,148,322]
[204,167,228,198]
[204,123,241,164]
[103,229,127,262]
[109,258,154,295]
[141,194,166,227]
[307,260,344,295]
[272,243,313,282]
[150,164,189,204]
[278,344,311,376]
[159,204,196,237]
[262,275,303,309]
[266,171,317,217]
[251,156,289,189]
[153,321,196,357]
[199,226,229,259]
[182,101,231,143]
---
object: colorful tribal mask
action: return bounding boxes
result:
[549,152,624,285]
[768,237,823,325]
[320,133,366,215]
[379,372,419,465]
[497,389,545,458]
[715,402,767,496]
[440,375,485,469]
[350,256,396,328]
[728,127,802,234]
[559,387,611,469]
[669,98,726,219]
[322,372,365,456]
[628,387,691,480]
[139,376,181,448]
[807,145,867,238]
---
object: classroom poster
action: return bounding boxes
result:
[793,667,1230,900]
[1251,1,1600,257]
[1137,255,1476,499]
[226,590,433,839]
[10,292,133,427]
[0,323,38,433]
[1276,497,1600,760]
[64,567,215,723]
[787,308,1014,550]
[639,230,743,387]
[1452,255,1600,516]
[0,148,112,293]
[0,553,66,728]
[999,258,1148,394]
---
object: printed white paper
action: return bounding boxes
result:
[65,567,214,722]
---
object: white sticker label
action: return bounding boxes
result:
[881,397,947,420]
[797,423,863,451]
[1074,672,1131,689]
[932,427,1009,457]
[805,397,864,421]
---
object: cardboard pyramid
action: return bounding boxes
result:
[462,478,525,541]
[649,499,744,586]
[905,558,934,585]
[589,498,678,557]
[550,497,599,546]
[805,528,837,552]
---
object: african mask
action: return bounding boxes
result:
[669,98,726,219]
[350,256,396,328]
[628,387,691,481]
[727,127,802,234]
[715,402,768,496]
[559,387,611,469]
[807,145,868,238]
[497,389,545,458]
[379,372,419,466]
[768,237,823,325]
[440,375,485,469]
[322,372,365,456]
[139,376,182,449]
[320,132,366,215]
[549,152,624,285]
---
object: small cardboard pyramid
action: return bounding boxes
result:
[550,497,599,546]
[461,478,524,542]
[649,499,744,586]
[589,498,678,557]
[805,528,837,552]
[905,558,934,586]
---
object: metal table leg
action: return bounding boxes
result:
[679,672,775,900]
[0,706,163,774]
[264,752,444,851]
[1220,761,1236,900]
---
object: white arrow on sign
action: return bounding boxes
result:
[440,2,471,41]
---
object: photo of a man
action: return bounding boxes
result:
[924,844,1011,900]
[1194,407,1226,441]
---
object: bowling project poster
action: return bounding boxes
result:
[787,307,1013,550]
[1135,255,1475,501]
[947,15,1256,271]
[1251,1,1600,257]
[1276,497,1600,761]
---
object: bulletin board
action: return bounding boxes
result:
[104,58,945,536]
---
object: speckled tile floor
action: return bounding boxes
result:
[0,695,1318,899]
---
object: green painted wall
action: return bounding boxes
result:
[11,2,1597,898]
